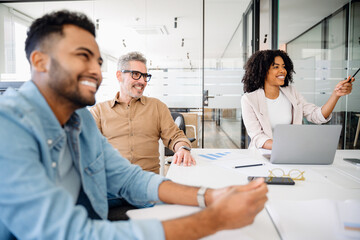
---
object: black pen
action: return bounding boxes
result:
[234,163,264,168]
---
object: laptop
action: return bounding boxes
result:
[268,124,342,165]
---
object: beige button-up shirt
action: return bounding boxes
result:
[90,92,190,173]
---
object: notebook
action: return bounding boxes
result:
[269,124,342,165]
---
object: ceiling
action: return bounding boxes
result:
[2,0,351,68]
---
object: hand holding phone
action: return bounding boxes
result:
[248,176,295,185]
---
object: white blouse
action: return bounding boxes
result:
[266,90,292,131]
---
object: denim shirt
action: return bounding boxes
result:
[0,81,166,240]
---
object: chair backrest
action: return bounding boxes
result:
[158,139,165,176]
[0,81,24,95]
[171,112,186,135]
[164,112,186,156]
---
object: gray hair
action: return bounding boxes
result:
[117,51,147,70]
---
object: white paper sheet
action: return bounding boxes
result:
[266,199,360,240]
[195,151,266,170]
[337,200,360,238]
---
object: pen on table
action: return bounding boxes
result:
[234,163,264,168]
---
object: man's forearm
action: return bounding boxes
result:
[158,181,212,206]
[162,207,218,240]
[159,181,217,239]
[159,179,268,240]
[159,181,216,240]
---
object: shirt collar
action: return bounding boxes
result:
[111,92,146,108]
[16,81,82,144]
[65,111,81,130]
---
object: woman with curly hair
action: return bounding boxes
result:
[241,50,354,149]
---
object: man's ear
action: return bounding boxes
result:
[30,50,49,72]
[116,70,123,82]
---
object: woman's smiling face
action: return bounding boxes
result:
[265,56,287,87]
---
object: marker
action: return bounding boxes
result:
[352,67,360,78]
[234,163,264,168]
[347,67,359,82]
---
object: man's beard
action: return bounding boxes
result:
[48,58,96,108]
[128,83,144,99]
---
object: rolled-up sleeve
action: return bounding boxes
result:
[295,89,332,124]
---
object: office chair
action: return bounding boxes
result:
[164,112,196,156]
[159,113,197,176]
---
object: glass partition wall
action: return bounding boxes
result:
[0,0,254,149]
[280,0,359,149]
[203,0,252,148]
[1,0,357,149]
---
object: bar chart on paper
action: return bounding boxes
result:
[198,152,231,160]
[195,150,269,177]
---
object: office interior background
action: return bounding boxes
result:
[0,0,359,149]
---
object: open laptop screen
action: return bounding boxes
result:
[270,124,342,165]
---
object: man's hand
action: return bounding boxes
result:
[173,148,196,166]
[207,178,268,230]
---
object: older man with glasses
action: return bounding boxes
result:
[90,51,195,175]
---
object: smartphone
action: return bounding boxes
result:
[343,158,360,166]
[248,176,295,185]
[348,67,360,82]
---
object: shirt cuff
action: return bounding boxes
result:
[255,135,271,149]
[317,107,332,123]
[171,138,191,151]
[146,175,170,204]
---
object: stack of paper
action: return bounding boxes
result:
[266,199,360,240]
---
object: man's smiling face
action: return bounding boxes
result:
[46,24,103,107]
[118,60,148,100]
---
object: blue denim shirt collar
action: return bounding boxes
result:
[18,81,82,144]
[12,81,85,179]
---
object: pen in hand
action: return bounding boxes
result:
[234,163,264,168]
[346,67,359,83]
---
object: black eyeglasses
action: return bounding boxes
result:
[121,70,152,82]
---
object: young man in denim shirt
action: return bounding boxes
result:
[0,10,268,240]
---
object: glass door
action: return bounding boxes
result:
[203,0,253,148]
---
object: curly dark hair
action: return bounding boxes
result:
[242,50,295,93]
[25,10,95,62]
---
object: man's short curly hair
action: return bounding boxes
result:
[25,10,95,62]
[242,50,295,93]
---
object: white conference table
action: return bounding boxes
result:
[128,149,360,240]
